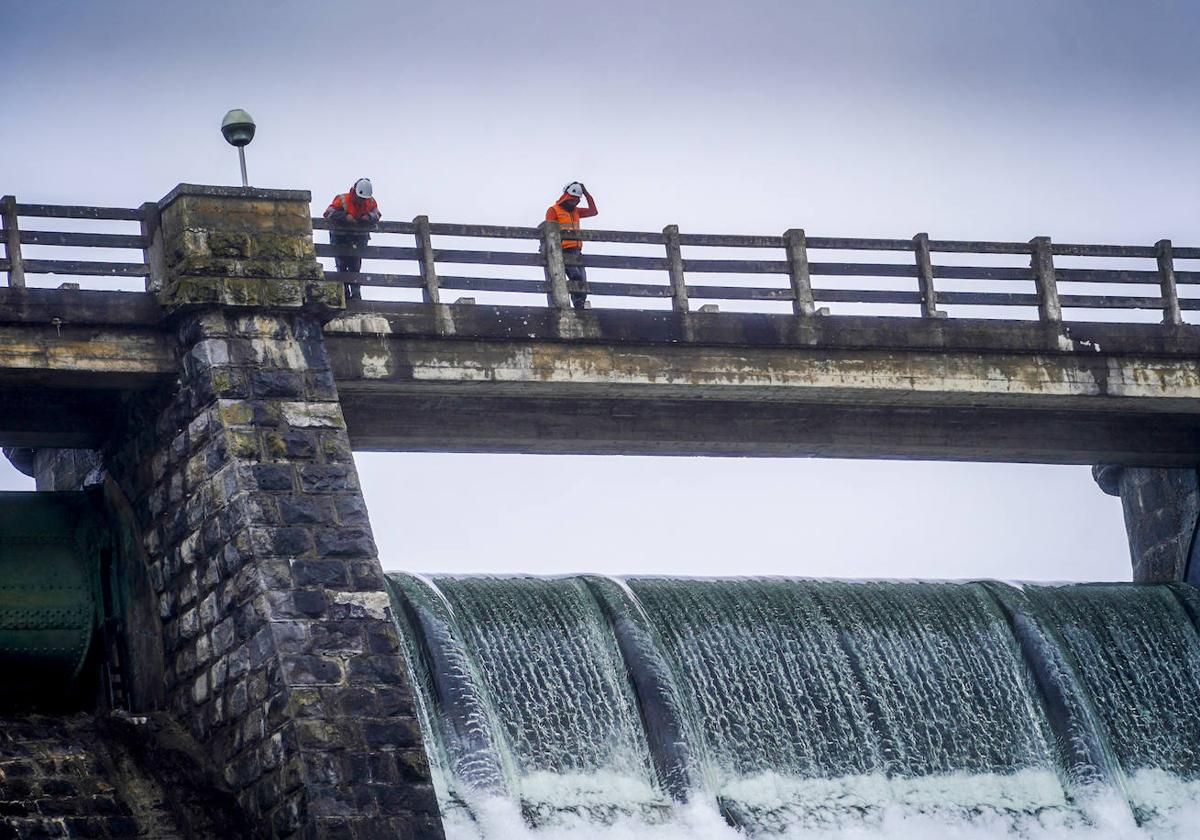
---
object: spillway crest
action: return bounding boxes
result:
[385,576,1200,838]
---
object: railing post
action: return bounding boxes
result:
[913,232,944,318]
[0,196,25,288]
[783,228,816,316]
[663,224,688,312]
[1029,236,1062,323]
[413,214,440,304]
[1156,239,1183,326]
[539,220,571,309]
[139,201,166,292]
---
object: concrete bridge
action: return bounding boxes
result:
[1,184,1198,837]
[3,287,1200,463]
[2,186,1199,464]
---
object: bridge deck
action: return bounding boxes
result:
[325,302,1200,464]
[1,288,1191,463]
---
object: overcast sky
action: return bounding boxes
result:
[5,0,1198,581]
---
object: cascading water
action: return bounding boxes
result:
[385,575,1200,839]
[1020,584,1200,822]
[386,575,670,826]
[627,579,1070,832]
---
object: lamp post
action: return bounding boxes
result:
[220,109,256,187]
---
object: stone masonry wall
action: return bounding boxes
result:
[1095,465,1200,583]
[98,186,444,839]
[103,309,443,838]
[0,713,252,838]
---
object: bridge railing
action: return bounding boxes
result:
[0,197,155,291]
[2,194,1195,326]
[313,216,1198,325]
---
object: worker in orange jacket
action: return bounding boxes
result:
[324,178,381,299]
[545,181,598,309]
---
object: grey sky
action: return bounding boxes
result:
[5,0,1197,580]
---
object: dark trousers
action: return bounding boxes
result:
[331,232,369,299]
[566,264,588,309]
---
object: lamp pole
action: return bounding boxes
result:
[220,109,256,188]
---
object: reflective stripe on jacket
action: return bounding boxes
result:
[545,194,583,250]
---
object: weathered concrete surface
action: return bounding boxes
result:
[3,292,1200,462]
[0,289,173,384]
[325,303,1200,464]
[0,288,175,448]
[334,393,1200,463]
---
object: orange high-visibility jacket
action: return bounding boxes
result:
[545,192,597,250]
[324,191,380,224]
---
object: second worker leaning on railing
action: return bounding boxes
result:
[543,181,599,310]
[323,177,381,300]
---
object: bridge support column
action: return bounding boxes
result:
[103,186,444,838]
[1094,464,1200,583]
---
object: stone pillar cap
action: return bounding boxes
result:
[1092,464,1124,497]
[158,183,311,209]
[153,182,340,315]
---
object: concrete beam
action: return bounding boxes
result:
[0,387,124,448]
[326,299,1200,356]
[0,290,174,447]
[325,303,1200,464]
[2,291,1200,464]
[0,325,172,387]
[337,393,1200,464]
[0,288,174,389]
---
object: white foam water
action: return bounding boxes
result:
[441,770,1200,840]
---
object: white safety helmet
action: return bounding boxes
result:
[353,178,373,199]
[563,181,584,198]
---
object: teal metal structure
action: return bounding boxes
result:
[0,492,101,700]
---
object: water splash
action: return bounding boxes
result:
[441,772,1200,840]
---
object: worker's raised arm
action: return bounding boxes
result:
[578,184,599,218]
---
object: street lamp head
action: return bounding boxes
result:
[220,109,256,147]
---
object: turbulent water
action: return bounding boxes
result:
[384,576,1200,838]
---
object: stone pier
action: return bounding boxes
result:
[1094,464,1200,583]
[95,186,444,838]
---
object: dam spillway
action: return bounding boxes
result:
[385,575,1200,838]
